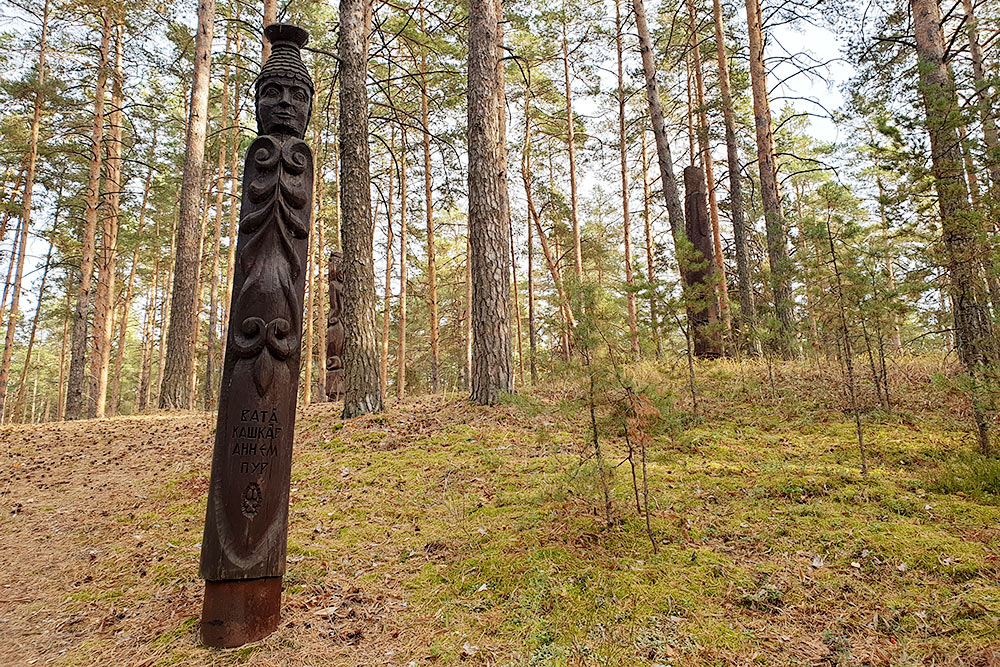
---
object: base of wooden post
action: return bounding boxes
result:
[201,577,282,648]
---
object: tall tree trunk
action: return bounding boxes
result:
[875,175,902,352]
[90,24,124,419]
[632,0,689,288]
[261,0,277,63]
[1,217,22,330]
[11,239,53,423]
[155,208,178,404]
[522,92,576,329]
[398,126,408,400]
[464,222,472,390]
[0,166,26,251]
[137,279,154,412]
[339,0,383,417]
[962,0,1000,190]
[744,0,794,356]
[615,0,639,359]
[221,30,242,363]
[66,12,111,420]
[204,30,232,411]
[562,6,584,286]
[469,0,512,404]
[684,165,722,357]
[0,204,30,420]
[912,0,996,454]
[110,133,154,416]
[57,293,69,420]
[711,0,754,350]
[188,174,213,409]
[0,0,49,419]
[527,187,537,384]
[160,0,215,408]
[380,149,394,403]
[420,4,440,393]
[641,132,662,357]
[687,0,731,337]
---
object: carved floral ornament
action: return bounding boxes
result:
[231,136,312,397]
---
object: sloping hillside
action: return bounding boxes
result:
[1,361,998,665]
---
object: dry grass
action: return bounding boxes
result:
[0,357,998,666]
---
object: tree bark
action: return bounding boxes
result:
[744,0,794,356]
[160,0,215,408]
[469,0,512,404]
[684,165,722,357]
[687,0,731,337]
[527,185,537,384]
[912,0,996,453]
[205,30,232,411]
[562,6,584,286]
[711,0,755,349]
[615,0,639,359]
[641,132,662,358]
[632,0,688,284]
[66,12,111,420]
[339,0,383,417]
[380,145,393,403]
[90,24,124,419]
[261,0,277,63]
[398,126,408,400]
[110,132,154,416]
[11,239,53,423]
[0,0,49,420]
[221,29,243,364]
[57,293,69,420]
[961,0,1000,190]
[420,4,440,393]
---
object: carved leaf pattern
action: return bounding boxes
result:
[231,136,311,397]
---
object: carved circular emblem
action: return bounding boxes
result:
[241,482,262,518]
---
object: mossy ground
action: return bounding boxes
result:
[1,358,997,665]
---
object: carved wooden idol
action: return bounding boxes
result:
[199,23,314,648]
[326,250,345,401]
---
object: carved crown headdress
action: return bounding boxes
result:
[256,23,314,97]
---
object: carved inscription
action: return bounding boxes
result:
[231,408,282,478]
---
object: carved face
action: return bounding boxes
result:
[330,251,343,282]
[256,77,311,138]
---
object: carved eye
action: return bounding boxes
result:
[262,84,281,99]
[293,88,308,103]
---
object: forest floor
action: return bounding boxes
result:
[1,358,998,666]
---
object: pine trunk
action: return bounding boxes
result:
[687,0,731,337]
[469,0,513,404]
[380,131,395,401]
[11,241,53,422]
[912,0,996,453]
[66,13,111,420]
[641,132,662,358]
[339,0,383,417]
[0,0,48,420]
[745,0,794,356]
[398,126,409,400]
[632,0,689,287]
[111,137,154,416]
[615,0,639,358]
[160,0,215,408]
[711,0,754,349]
[90,25,124,419]
[562,11,584,285]
[420,6,440,393]
[205,31,232,411]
